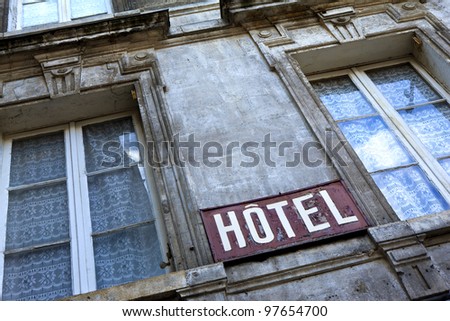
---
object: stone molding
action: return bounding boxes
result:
[0,10,169,55]
[177,263,227,299]
[35,55,82,98]
[318,6,365,43]
[386,1,427,23]
[119,49,167,91]
[369,222,450,300]
[220,0,339,23]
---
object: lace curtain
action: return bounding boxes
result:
[369,64,450,182]
[3,132,72,301]
[313,68,449,219]
[399,103,450,158]
[338,116,414,172]
[2,246,72,301]
[88,168,154,233]
[311,76,376,120]
[3,117,164,300]
[6,183,70,250]
[372,166,449,220]
[83,117,164,290]
[83,117,137,172]
[367,63,441,109]
[93,224,162,290]
[9,131,66,187]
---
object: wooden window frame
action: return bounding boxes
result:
[0,111,169,299]
[308,57,450,218]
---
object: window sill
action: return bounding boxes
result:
[64,263,226,301]
[64,271,187,301]
[407,209,450,236]
[369,210,450,244]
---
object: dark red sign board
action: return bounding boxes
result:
[201,181,369,262]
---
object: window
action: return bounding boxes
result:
[0,113,166,300]
[10,0,112,30]
[310,58,450,220]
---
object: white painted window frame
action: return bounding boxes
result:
[9,0,113,31]
[308,57,450,210]
[0,111,167,299]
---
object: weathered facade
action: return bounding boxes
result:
[0,0,449,301]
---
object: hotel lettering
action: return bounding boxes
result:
[201,181,369,262]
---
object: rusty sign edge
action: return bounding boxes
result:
[200,180,370,263]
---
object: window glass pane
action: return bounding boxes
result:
[88,167,153,233]
[83,117,163,290]
[22,0,59,28]
[399,103,450,158]
[10,132,66,187]
[338,116,415,172]
[6,183,70,250]
[93,224,164,290]
[4,130,71,301]
[83,117,138,173]
[439,158,450,177]
[372,166,449,220]
[311,76,376,120]
[2,245,72,301]
[366,64,441,109]
[71,0,108,20]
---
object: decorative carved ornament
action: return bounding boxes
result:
[119,49,167,91]
[318,6,365,43]
[369,223,450,300]
[35,55,82,98]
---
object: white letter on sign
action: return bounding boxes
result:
[292,194,331,232]
[320,190,358,224]
[243,207,274,244]
[266,201,296,238]
[214,211,246,251]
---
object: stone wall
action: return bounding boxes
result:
[157,35,338,209]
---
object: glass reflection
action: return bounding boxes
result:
[367,64,441,109]
[399,103,450,158]
[372,166,449,220]
[312,76,376,120]
[338,116,415,172]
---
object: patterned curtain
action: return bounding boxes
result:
[83,117,164,290]
[3,116,165,299]
[338,116,414,172]
[312,66,450,220]
[368,64,450,181]
[366,64,441,109]
[312,75,376,120]
[372,166,448,220]
[2,132,72,301]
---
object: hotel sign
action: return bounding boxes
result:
[201,181,369,262]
